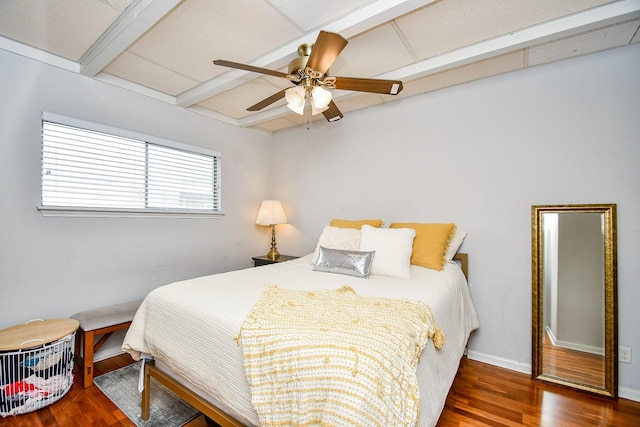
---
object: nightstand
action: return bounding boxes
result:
[252,255,298,267]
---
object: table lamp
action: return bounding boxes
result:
[255,200,288,260]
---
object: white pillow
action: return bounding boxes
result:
[311,226,361,264]
[358,225,416,278]
[446,229,467,260]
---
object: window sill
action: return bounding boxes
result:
[37,206,224,219]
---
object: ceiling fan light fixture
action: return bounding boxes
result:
[287,102,305,115]
[311,86,332,109]
[214,31,403,124]
[311,104,329,115]
[285,86,305,115]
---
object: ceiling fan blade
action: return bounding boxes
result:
[322,100,343,122]
[247,89,288,111]
[213,60,288,78]
[306,31,348,75]
[333,76,403,95]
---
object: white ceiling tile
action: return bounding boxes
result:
[100,0,133,9]
[198,77,288,119]
[396,0,613,60]
[330,23,415,78]
[334,93,384,113]
[528,19,640,66]
[103,51,199,96]
[125,0,304,83]
[254,115,307,132]
[270,0,376,32]
[399,50,525,98]
[0,0,132,61]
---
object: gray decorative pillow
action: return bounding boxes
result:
[313,246,375,278]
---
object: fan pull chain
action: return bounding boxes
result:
[306,92,311,130]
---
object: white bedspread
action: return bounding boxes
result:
[122,254,479,427]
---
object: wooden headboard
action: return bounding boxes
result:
[453,253,468,281]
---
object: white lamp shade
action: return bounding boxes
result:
[311,103,328,115]
[256,200,288,225]
[311,86,332,109]
[285,86,305,115]
[287,103,305,115]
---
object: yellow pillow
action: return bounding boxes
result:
[330,218,384,229]
[389,223,456,271]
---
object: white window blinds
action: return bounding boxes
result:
[41,120,220,214]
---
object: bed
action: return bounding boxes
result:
[123,223,479,427]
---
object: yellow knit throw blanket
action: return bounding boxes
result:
[238,285,445,427]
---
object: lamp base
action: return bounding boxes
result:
[267,224,280,261]
[266,249,280,261]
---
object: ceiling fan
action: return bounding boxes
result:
[213,31,403,123]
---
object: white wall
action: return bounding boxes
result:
[271,43,640,399]
[0,50,273,352]
[556,213,604,351]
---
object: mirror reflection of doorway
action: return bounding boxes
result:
[541,212,605,388]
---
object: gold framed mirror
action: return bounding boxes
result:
[532,204,617,398]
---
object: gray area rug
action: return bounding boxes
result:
[94,362,201,427]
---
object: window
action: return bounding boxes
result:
[40,114,221,217]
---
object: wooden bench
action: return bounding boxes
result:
[71,299,142,388]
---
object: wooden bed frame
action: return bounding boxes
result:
[453,252,468,280]
[141,253,469,425]
[143,360,244,426]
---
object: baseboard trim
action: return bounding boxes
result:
[90,330,129,363]
[466,350,640,402]
[546,326,604,356]
[467,350,531,375]
[619,386,640,402]
[94,347,126,363]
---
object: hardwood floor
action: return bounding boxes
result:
[1,354,638,426]
[440,358,639,427]
[542,331,605,387]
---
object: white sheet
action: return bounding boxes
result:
[122,254,479,427]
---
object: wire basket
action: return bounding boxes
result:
[0,332,75,417]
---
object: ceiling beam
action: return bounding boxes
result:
[79,0,181,77]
